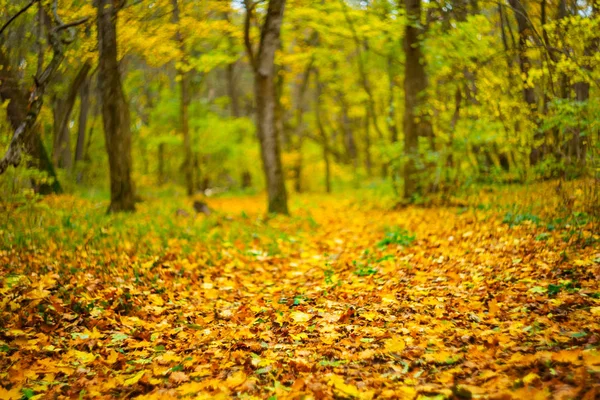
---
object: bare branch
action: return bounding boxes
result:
[0,0,39,37]
[244,0,258,72]
[0,2,87,175]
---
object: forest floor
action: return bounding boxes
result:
[1,181,599,399]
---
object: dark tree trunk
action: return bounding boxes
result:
[315,73,331,193]
[387,55,398,144]
[97,0,135,212]
[53,62,91,170]
[74,74,90,183]
[403,0,430,201]
[227,61,240,118]
[75,74,90,164]
[508,0,536,107]
[172,0,194,196]
[241,170,252,188]
[244,0,289,214]
[364,109,373,176]
[570,2,597,166]
[0,49,62,194]
[291,58,313,194]
[224,11,241,118]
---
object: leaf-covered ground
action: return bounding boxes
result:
[1,184,599,399]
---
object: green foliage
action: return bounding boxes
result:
[377,227,415,248]
[502,212,541,227]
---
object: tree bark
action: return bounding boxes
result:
[97,0,135,212]
[0,48,62,194]
[172,0,194,196]
[570,2,597,166]
[75,74,90,164]
[224,11,241,118]
[226,61,240,118]
[508,0,536,107]
[403,0,430,201]
[244,0,289,214]
[315,72,331,193]
[53,62,91,170]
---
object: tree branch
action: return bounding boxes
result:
[0,2,87,175]
[243,0,258,72]
[0,0,39,37]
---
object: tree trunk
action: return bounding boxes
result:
[508,0,536,107]
[364,109,373,176]
[172,0,194,196]
[315,73,331,193]
[0,49,62,194]
[74,74,90,183]
[403,0,429,201]
[227,61,240,118]
[387,55,399,144]
[97,0,135,212]
[225,11,241,118]
[75,75,90,164]
[570,2,597,166]
[158,142,165,185]
[245,0,289,214]
[53,62,91,170]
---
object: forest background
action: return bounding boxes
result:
[0,0,598,211]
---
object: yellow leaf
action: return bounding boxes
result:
[522,372,540,385]
[583,350,600,366]
[488,299,499,316]
[149,294,164,306]
[177,381,205,396]
[552,349,581,365]
[290,311,312,323]
[225,370,247,389]
[290,332,308,341]
[124,370,145,386]
[385,337,406,353]
[84,327,103,340]
[0,386,22,400]
[105,350,119,365]
[67,350,96,364]
[329,374,360,398]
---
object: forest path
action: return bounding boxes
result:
[1,194,599,399]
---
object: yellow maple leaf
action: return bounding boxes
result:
[0,386,22,400]
[385,337,406,353]
[361,311,379,321]
[83,327,103,340]
[149,294,164,306]
[67,350,96,364]
[290,311,312,323]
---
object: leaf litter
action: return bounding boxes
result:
[1,190,599,399]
